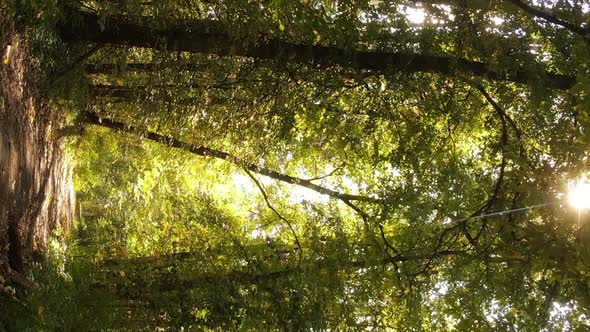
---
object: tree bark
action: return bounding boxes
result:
[59,9,576,89]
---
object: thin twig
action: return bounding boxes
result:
[244,169,303,267]
[305,162,347,181]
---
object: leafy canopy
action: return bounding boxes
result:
[11,0,590,330]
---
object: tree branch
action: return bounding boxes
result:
[506,0,589,42]
[472,85,509,242]
[244,169,303,267]
[304,162,346,181]
[81,111,381,205]
[49,43,101,86]
[475,85,508,207]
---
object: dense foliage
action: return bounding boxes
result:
[5,0,590,330]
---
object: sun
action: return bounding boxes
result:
[569,177,590,210]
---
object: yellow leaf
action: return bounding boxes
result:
[313,30,321,43]
[37,306,44,318]
[278,21,285,32]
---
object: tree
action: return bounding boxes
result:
[59,7,576,88]
[18,0,590,330]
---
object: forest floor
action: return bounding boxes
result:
[0,1,74,294]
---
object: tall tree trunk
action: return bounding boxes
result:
[101,248,524,294]
[84,62,212,74]
[90,83,235,100]
[58,9,576,89]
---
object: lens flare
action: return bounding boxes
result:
[569,177,590,209]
